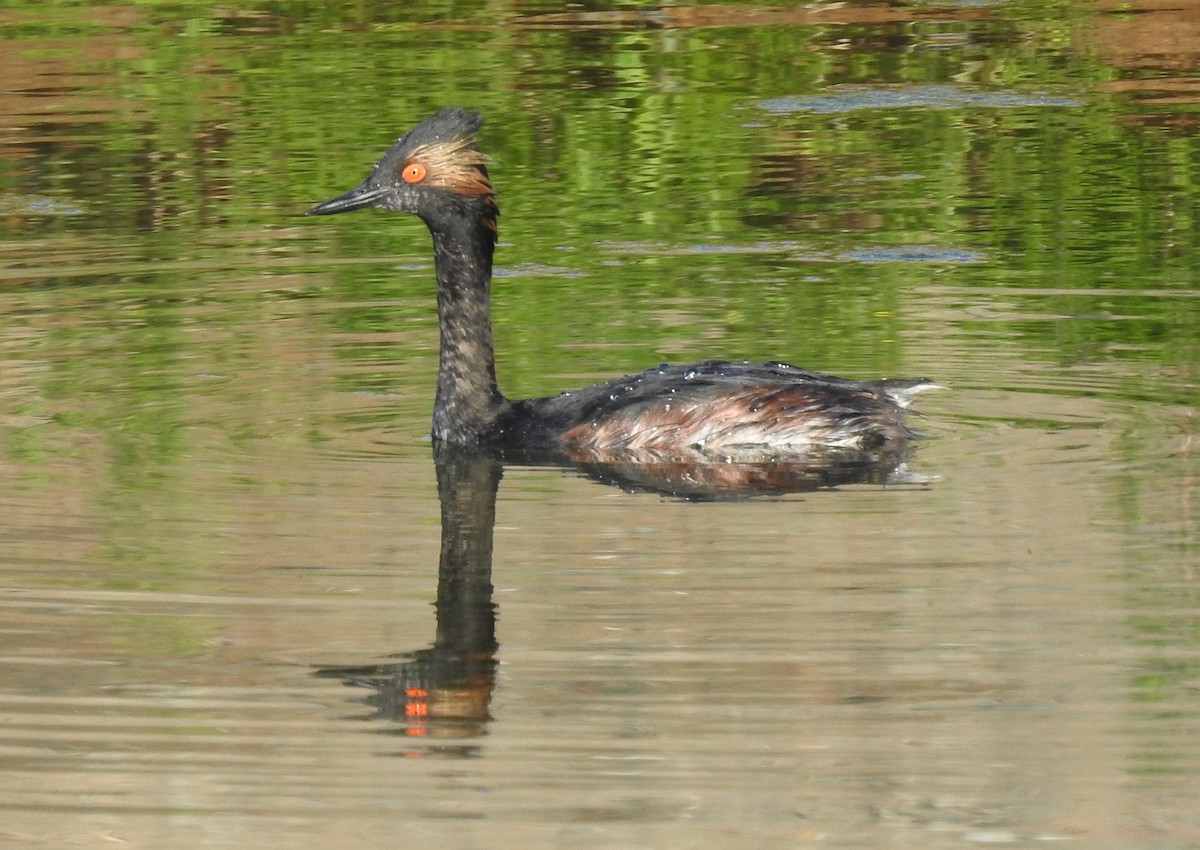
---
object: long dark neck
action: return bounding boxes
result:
[427,211,507,443]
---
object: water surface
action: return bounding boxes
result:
[1,2,1198,848]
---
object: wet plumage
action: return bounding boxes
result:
[309,108,937,462]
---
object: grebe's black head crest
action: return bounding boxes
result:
[307,107,496,229]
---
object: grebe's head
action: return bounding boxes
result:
[307,107,496,230]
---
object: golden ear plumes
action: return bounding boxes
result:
[404,137,493,198]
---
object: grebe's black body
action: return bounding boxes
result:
[308,108,936,465]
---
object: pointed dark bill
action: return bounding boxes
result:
[306,181,389,215]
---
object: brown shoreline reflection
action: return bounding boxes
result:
[315,441,928,754]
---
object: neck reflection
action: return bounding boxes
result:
[316,443,501,757]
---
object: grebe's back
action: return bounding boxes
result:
[494,359,937,461]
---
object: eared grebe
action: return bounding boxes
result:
[308,108,936,461]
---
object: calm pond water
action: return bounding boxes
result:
[2,1,1199,848]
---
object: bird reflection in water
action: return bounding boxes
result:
[315,444,501,757]
[314,440,928,755]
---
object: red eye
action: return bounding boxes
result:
[402,162,427,184]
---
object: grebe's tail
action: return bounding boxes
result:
[873,378,945,409]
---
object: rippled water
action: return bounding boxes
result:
[2,2,1199,848]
